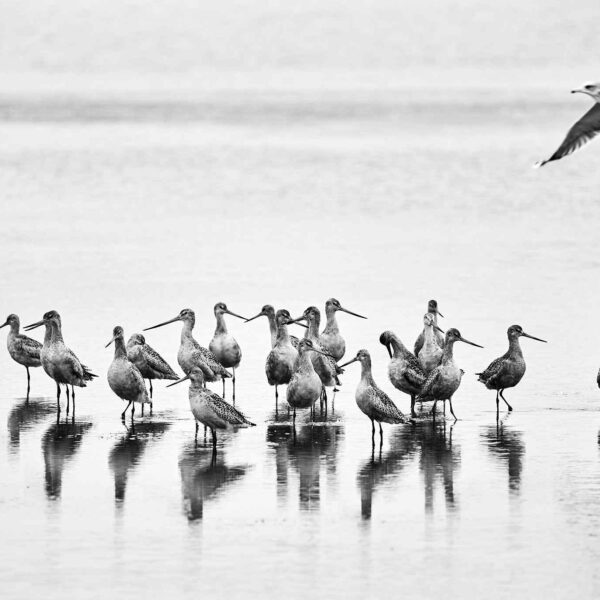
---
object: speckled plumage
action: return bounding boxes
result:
[2,314,42,368]
[127,334,178,381]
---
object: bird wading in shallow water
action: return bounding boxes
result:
[417,313,445,375]
[126,333,178,415]
[380,330,427,418]
[414,299,444,357]
[107,327,150,421]
[340,349,410,448]
[144,308,231,386]
[1,313,42,399]
[476,325,547,414]
[25,311,96,416]
[319,298,367,362]
[536,82,600,167]
[417,328,483,420]
[208,302,248,401]
[168,367,254,449]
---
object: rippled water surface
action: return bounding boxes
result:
[2,2,600,597]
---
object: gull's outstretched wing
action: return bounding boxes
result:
[536,103,600,167]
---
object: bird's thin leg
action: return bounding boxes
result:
[379,422,383,445]
[431,400,437,419]
[204,424,207,438]
[371,419,375,448]
[65,385,70,415]
[448,398,457,421]
[149,380,153,414]
[121,401,132,420]
[222,378,226,398]
[71,385,76,419]
[26,367,31,401]
[275,385,278,407]
[195,421,199,446]
[141,401,145,417]
[131,402,135,421]
[495,390,500,418]
[499,389,513,412]
[293,408,296,428]
[212,428,217,451]
[411,394,416,418]
[232,368,236,405]
[443,400,446,415]
[322,387,328,405]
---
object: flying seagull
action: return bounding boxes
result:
[535,82,600,167]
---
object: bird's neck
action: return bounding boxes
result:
[390,337,408,358]
[360,359,374,384]
[275,323,291,346]
[214,313,227,335]
[267,314,278,347]
[441,340,455,364]
[9,322,19,335]
[181,320,195,342]
[423,324,436,346]
[45,322,63,344]
[305,318,320,341]
[114,337,127,359]
[508,336,523,356]
[324,308,339,333]
[296,350,316,373]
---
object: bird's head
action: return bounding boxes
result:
[427,299,443,317]
[507,325,547,343]
[424,312,445,334]
[445,328,483,348]
[339,348,371,369]
[24,310,61,331]
[0,314,19,329]
[571,82,600,101]
[244,304,275,323]
[128,333,145,346]
[105,326,125,348]
[214,302,247,321]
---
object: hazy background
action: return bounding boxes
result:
[1,2,600,599]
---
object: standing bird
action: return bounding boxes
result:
[291,306,341,402]
[286,339,334,424]
[476,325,547,413]
[208,302,247,401]
[106,326,150,421]
[417,328,483,420]
[1,313,42,399]
[380,331,427,418]
[339,349,409,446]
[418,313,445,374]
[265,310,299,405]
[25,311,96,414]
[245,304,301,349]
[144,308,231,384]
[414,299,444,357]
[167,367,254,449]
[319,298,367,362]
[536,82,600,167]
[126,333,179,415]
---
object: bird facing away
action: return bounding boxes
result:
[244,304,301,349]
[319,297,367,362]
[414,299,444,357]
[144,308,232,383]
[127,333,178,413]
[25,310,97,415]
[264,310,299,404]
[536,82,600,167]
[291,306,342,400]
[417,328,483,420]
[168,367,255,448]
[476,325,547,412]
[208,302,247,401]
[107,326,150,421]
[286,338,334,423]
[418,313,445,375]
[1,313,42,398]
[339,349,409,446]
[380,330,426,418]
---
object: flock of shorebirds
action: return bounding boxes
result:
[1,299,548,448]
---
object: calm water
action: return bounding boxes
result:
[2,2,600,598]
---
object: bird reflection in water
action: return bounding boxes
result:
[357,427,419,520]
[481,416,525,495]
[41,418,93,500]
[266,412,343,511]
[417,420,460,513]
[7,397,55,452]
[178,442,249,522]
[108,421,171,505]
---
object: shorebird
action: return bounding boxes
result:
[319,298,367,362]
[208,302,247,400]
[418,313,445,374]
[144,308,231,384]
[380,330,426,417]
[287,338,334,424]
[536,82,600,167]
[168,367,254,448]
[339,349,409,445]
[126,333,178,414]
[107,326,150,421]
[25,311,96,414]
[414,300,444,357]
[264,309,299,404]
[245,304,300,348]
[417,328,483,420]
[476,325,547,412]
[291,306,342,402]
[1,313,42,398]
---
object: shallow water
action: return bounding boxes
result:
[2,2,600,596]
